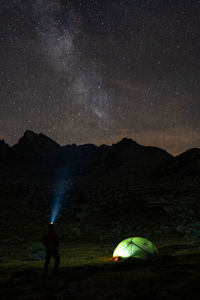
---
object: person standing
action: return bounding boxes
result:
[42,223,60,276]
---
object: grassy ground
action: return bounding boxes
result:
[1,204,200,299]
[1,238,200,300]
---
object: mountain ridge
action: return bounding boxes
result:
[2,130,200,159]
[1,130,200,184]
[0,131,200,241]
[0,130,172,179]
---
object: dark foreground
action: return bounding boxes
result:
[1,239,200,300]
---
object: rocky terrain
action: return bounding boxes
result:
[0,130,200,241]
[1,131,200,299]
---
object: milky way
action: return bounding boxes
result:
[1,0,200,154]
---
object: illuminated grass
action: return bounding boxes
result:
[1,241,200,300]
[1,203,200,299]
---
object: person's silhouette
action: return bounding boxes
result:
[42,223,60,276]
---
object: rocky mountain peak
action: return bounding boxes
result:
[0,139,10,161]
[114,137,139,148]
[18,130,60,150]
[11,131,61,163]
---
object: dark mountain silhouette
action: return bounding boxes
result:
[87,137,172,182]
[0,131,60,180]
[0,131,172,182]
[12,130,61,161]
[1,131,200,242]
[152,148,200,183]
[0,139,11,162]
[1,130,200,185]
[0,131,200,220]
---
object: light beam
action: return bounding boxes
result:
[50,179,68,223]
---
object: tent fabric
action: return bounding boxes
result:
[113,237,157,260]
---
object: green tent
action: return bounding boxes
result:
[113,237,157,260]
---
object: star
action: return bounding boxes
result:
[0,0,199,154]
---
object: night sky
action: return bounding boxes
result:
[1,0,200,154]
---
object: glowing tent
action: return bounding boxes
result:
[113,237,157,260]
